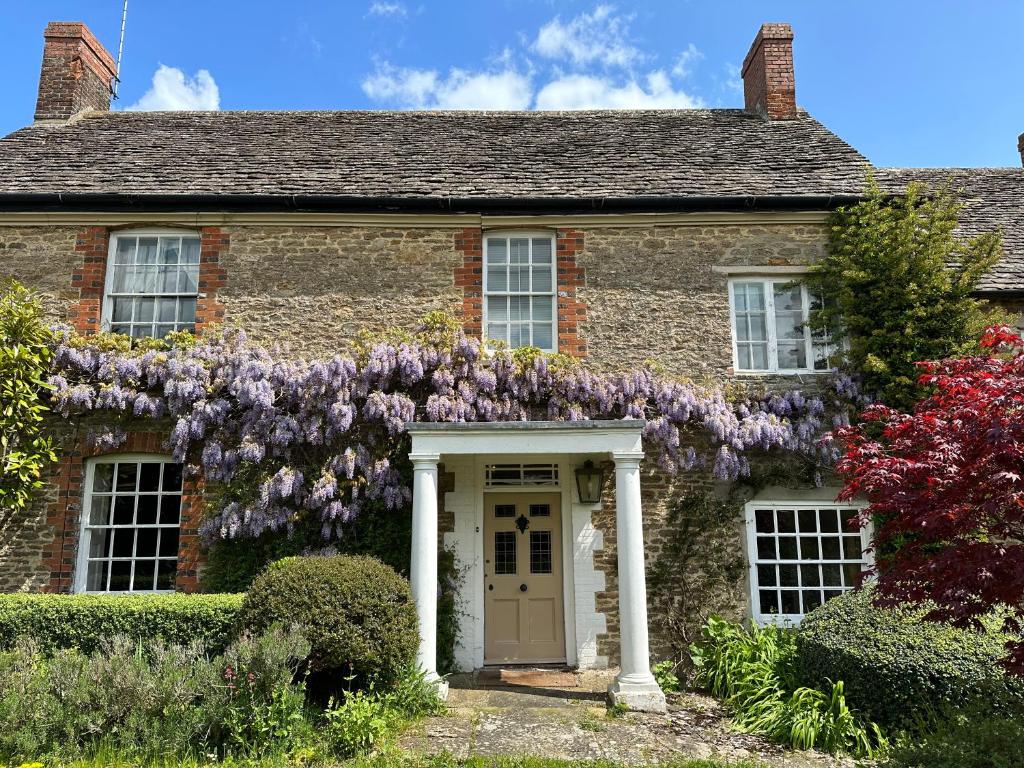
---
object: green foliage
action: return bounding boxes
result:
[884,711,1024,768]
[652,661,680,694]
[324,690,394,757]
[0,281,57,515]
[647,493,747,661]
[0,626,310,763]
[797,586,1024,731]
[0,593,244,656]
[690,616,884,757]
[806,177,1005,409]
[240,555,419,684]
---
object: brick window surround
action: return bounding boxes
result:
[69,226,228,334]
[456,227,587,357]
[40,431,203,593]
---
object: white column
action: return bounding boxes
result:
[608,451,666,713]
[409,452,446,693]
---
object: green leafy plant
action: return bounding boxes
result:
[797,586,1024,731]
[0,592,244,656]
[0,281,57,515]
[240,555,419,686]
[690,616,884,757]
[806,176,1004,409]
[884,710,1024,768]
[324,690,394,757]
[652,660,680,694]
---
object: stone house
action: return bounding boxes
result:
[1,20,1022,711]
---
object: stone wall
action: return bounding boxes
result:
[578,223,828,376]
[217,226,463,356]
[0,226,81,322]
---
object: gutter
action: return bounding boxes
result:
[0,192,861,215]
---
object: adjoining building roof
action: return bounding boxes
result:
[881,168,1024,294]
[0,109,869,208]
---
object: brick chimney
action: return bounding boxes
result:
[34,22,117,122]
[741,23,797,120]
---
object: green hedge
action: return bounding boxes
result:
[241,555,419,684]
[797,587,1024,730]
[0,592,244,655]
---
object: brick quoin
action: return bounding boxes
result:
[455,227,588,357]
[68,226,229,335]
[40,430,204,594]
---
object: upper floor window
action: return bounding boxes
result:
[729,278,835,373]
[103,231,200,339]
[483,233,556,352]
[745,501,871,624]
[74,455,183,593]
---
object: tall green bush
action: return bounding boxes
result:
[806,178,1004,409]
[0,280,57,514]
[0,593,244,655]
[797,587,1024,731]
[241,555,419,685]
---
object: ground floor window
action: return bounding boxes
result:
[745,501,871,623]
[75,455,183,593]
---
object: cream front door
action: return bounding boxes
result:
[483,492,565,664]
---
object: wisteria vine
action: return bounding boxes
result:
[45,315,857,543]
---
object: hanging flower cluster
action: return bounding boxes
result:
[45,315,855,543]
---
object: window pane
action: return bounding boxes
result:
[775,311,803,340]
[111,297,133,322]
[157,560,177,590]
[779,564,798,587]
[780,591,800,614]
[508,265,528,292]
[509,296,528,322]
[508,324,526,348]
[112,266,131,294]
[87,561,109,591]
[532,238,552,263]
[486,238,507,263]
[157,298,177,323]
[757,564,776,587]
[139,463,162,492]
[530,531,553,574]
[749,343,769,369]
[137,238,158,264]
[532,265,552,292]
[803,590,823,613]
[800,564,820,586]
[114,237,136,264]
[93,463,115,492]
[163,464,183,492]
[179,298,197,324]
[843,536,863,559]
[510,238,529,264]
[747,314,768,341]
[759,590,779,615]
[778,536,798,559]
[773,283,803,311]
[744,283,765,310]
[494,531,516,575]
[159,495,181,525]
[487,323,508,343]
[777,342,807,370]
[487,296,509,322]
[159,529,180,558]
[136,528,158,558]
[495,504,516,518]
[159,238,180,264]
[88,528,112,558]
[109,561,131,591]
[137,297,155,322]
[133,560,156,591]
[822,564,842,586]
[112,528,135,558]
[821,537,841,560]
[158,266,177,292]
[181,238,200,264]
[757,537,776,559]
[116,463,138,492]
[777,509,796,533]
[112,495,135,525]
[136,495,158,525]
[819,508,840,533]
[487,265,508,291]
[798,509,818,532]
[532,296,553,322]
[89,495,111,526]
[755,509,775,533]
[178,266,199,293]
[532,323,553,350]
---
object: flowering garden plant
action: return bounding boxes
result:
[46,312,855,546]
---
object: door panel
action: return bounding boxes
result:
[484,492,565,663]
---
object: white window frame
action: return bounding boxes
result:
[728,277,834,374]
[73,453,184,594]
[744,500,873,625]
[101,228,202,339]
[482,231,558,352]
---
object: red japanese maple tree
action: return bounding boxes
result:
[834,325,1024,673]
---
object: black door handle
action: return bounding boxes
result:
[520,583,528,592]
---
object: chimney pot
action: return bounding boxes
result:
[742,23,797,120]
[1018,133,1024,167]
[34,21,117,122]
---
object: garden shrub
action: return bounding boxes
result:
[0,592,244,655]
[884,711,1024,768]
[690,616,884,757]
[241,555,419,685]
[0,625,310,762]
[797,587,1024,731]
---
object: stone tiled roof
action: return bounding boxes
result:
[0,109,870,201]
[881,168,1024,293]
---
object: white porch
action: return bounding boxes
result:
[406,420,667,713]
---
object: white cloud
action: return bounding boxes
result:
[535,71,701,110]
[671,43,703,79]
[533,4,640,68]
[368,2,406,17]
[723,63,743,93]
[127,65,219,111]
[362,63,532,110]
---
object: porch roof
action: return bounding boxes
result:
[406,419,645,457]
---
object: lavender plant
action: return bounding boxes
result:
[45,313,855,545]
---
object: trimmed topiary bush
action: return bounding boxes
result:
[0,592,244,655]
[797,587,1024,730]
[240,555,419,684]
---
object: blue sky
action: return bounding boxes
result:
[2,1,1023,167]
